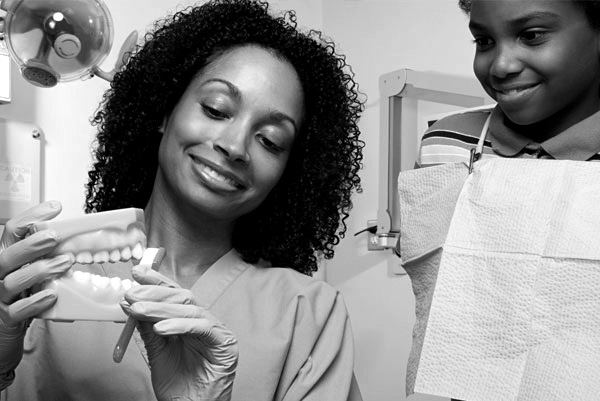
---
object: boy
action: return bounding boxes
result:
[420,0,600,168]
[406,1,600,400]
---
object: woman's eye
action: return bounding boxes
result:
[473,37,493,51]
[203,105,229,119]
[257,134,283,153]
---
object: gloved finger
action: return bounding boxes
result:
[0,318,28,372]
[0,254,73,303]
[0,230,61,279]
[124,285,195,305]
[128,302,208,322]
[154,318,236,346]
[154,318,238,368]
[1,201,62,249]
[137,319,169,362]
[131,265,179,288]
[0,318,26,342]
[0,289,56,326]
[122,302,168,357]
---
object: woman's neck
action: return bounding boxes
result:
[143,193,235,289]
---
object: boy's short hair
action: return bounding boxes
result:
[458,0,600,30]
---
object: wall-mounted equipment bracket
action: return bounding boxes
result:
[377,69,493,268]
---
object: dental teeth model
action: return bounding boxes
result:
[30,208,146,263]
[31,208,151,322]
[37,247,164,322]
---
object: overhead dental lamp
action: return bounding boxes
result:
[0,0,137,87]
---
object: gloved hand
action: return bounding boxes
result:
[0,201,73,388]
[123,264,238,401]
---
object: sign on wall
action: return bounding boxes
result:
[0,42,11,103]
[0,119,42,224]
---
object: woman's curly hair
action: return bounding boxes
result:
[85,0,364,276]
[458,0,600,29]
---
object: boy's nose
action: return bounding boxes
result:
[489,44,523,79]
[213,124,250,163]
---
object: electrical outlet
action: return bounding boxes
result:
[367,220,384,251]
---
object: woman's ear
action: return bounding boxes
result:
[158,117,167,134]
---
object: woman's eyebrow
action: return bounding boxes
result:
[268,110,299,133]
[201,78,242,99]
[201,78,300,132]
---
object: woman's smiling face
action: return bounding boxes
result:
[156,45,304,221]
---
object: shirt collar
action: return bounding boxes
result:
[190,248,249,308]
[487,106,600,161]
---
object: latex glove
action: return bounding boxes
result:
[0,201,73,381]
[123,264,238,401]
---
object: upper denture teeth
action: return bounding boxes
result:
[93,251,110,263]
[132,243,144,260]
[120,246,132,261]
[76,252,93,264]
[109,249,121,262]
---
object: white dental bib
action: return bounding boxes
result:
[401,118,600,401]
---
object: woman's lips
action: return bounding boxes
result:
[190,155,247,191]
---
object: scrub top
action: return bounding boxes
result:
[5,249,356,401]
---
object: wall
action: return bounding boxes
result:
[318,1,476,401]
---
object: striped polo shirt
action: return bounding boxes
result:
[417,105,600,168]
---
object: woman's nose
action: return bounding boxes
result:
[489,43,523,79]
[213,125,250,163]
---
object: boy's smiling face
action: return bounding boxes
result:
[469,0,600,139]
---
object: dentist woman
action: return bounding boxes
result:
[0,1,364,400]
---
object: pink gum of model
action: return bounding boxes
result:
[30,208,147,263]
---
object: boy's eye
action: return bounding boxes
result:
[473,37,494,51]
[520,30,547,44]
[202,105,229,119]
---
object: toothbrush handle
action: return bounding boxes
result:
[113,316,136,363]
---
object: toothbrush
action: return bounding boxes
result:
[113,247,165,363]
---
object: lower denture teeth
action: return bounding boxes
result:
[73,270,91,283]
[91,275,110,289]
[110,276,122,291]
[121,279,133,291]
